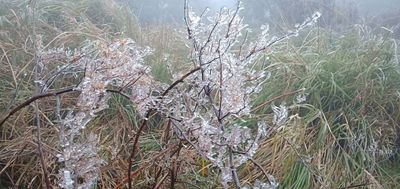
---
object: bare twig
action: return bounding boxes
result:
[225,1,241,38]
[151,167,163,189]
[0,87,75,126]
[127,111,152,189]
[335,182,371,189]
[154,173,169,189]
[161,66,201,96]
[248,157,271,184]
[229,147,241,189]
[30,0,51,186]
[169,144,182,189]
[0,87,131,126]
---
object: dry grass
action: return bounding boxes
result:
[240,28,400,188]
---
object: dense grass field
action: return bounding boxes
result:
[1,0,399,188]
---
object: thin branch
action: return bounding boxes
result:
[225,1,241,38]
[243,34,288,61]
[55,94,65,152]
[248,157,271,184]
[151,167,164,189]
[30,0,51,186]
[106,89,131,99]
[0,87,131,126]
[127,111,152,189]
[169,143,183,189]
[114,145,176,189]
[199,20,219,60]
[161,66,201,96]
[0,87,74,126]
[170,120,208,158]
[335,182,371,189]
[183,0,193,40]
[228,147,241,189]
[217,41,223,119]
[154,173,169,189]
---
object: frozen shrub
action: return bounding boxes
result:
[56,39,153,188]
[31,2,319,188]
[144,1,320,188]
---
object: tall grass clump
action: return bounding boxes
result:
[242,27,400,188]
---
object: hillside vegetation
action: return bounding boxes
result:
[0,0,399,188]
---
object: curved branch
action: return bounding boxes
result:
[161,66,201,96]
[0,87,75,126]
[0,87,131,126]
[127,110,151,189]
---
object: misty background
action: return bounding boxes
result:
[124,0,400,37]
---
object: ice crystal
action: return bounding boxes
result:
[272,103,288,126]
[253,177,279,189]
[296,92,308,103]
[56,38,152,188]
[62,170,74,188]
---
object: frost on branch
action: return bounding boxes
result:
[183,1,266,117]
[58,133,102,189]
[75,38,154,116]
[153,1,320,188]
[57,39,153,188]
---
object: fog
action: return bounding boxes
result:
[128,0,400,35]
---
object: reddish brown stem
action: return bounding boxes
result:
[115,145,175,189]
[161,66,200,96]
[0,87,130,127]
[0,87,75,126]
[127,110,152,189]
